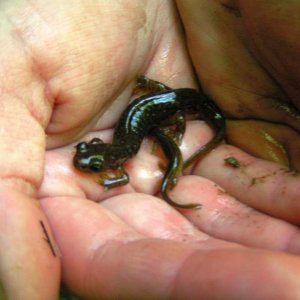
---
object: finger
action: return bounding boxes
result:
[101,192,210,242]
[0,100,60,296]
[42,195,300,299]
[172,247,300,299]
[174,121,300,225]
[196,143,300,224]
[103,177,300,254]
[169,175,300,254]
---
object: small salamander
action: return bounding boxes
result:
[73,76,225,209]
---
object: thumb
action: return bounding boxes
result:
[0,84,60,298]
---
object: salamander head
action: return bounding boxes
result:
[73,137,110,173]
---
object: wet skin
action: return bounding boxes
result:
[73,76,225,208]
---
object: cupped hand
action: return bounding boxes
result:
[2,0,300,299]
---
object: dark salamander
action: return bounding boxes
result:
[73,76,225,209]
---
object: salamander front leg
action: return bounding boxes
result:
[97,166,129,190]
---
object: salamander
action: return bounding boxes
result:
[73,76,225,209]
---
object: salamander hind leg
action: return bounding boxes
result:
[159,110,186,145]
[151,110,186,159]
[183,97,226,169]
[134,75,171,94]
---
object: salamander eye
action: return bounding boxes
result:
[89,157,103,172]
[76,142,88,153]
[90,138,104,145]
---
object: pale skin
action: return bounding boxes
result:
[1,0,300,299]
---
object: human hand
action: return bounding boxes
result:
[2,0,300,299]
[1,0,196,298]
[177,0,300,170]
